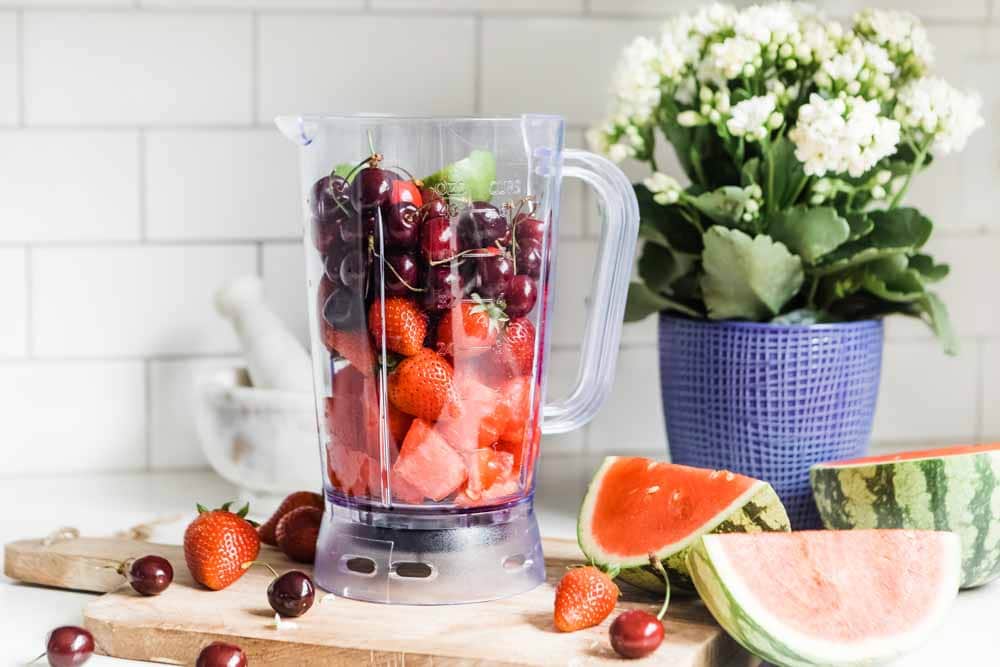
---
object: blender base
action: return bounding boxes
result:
[314,495,546,605]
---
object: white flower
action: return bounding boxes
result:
[894,77,984,154]
[608,143,630,163]
[612,36,663,123]
[735,3,799,44]
[644,172,683,205]
[854,8,934,71]
[690,3,737,37]
[676,110,706,127]
[815,36,895,99]
[789,94,901,177]
[726,94,778,141]
[706,36,760,80]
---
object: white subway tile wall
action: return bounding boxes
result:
[0,3,996,477]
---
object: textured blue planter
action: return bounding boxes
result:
[658,314,884,528]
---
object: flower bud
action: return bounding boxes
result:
[676,110,705,127]
[768,112,784,129]
[871,185,887,199]
[875,170,892,185]
[709,109,721,123]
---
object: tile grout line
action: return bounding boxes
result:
[15,9,24,128]
[23,245,32,359]
[250,11,259,126]
[975,337,986,440]
[144,358,153,471]
[256,241,264,277]
[137,129,147,241]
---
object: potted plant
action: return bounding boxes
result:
[588,3,983,527]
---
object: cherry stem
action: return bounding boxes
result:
[367,130,377,156]
[428,248,479,267]
[648,554,671,621]
[29,651,46,664]
[388,164,417,181]
[242,560,281,579]
[371,251,425,293]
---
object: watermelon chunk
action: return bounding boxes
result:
[688,530,961,667]
[437,375,504,452]
[464,448,515,497]
[391,419,467,501]
[578,457,790,593]
[811,442,1000,588]
[327,445,370,497]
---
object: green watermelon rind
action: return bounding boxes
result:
[577,457,791,593]
[687,533,962,667]
[811,449,1000,588]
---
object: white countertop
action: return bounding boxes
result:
[1,469,998,666]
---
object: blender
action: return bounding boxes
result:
[276,114,638,604]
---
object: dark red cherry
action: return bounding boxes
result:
[126,555,173,596]
[514,214,546,244]
[474,248,514,299]
[380,252,420,296]
[504,275,538,318]
[458,201,510,249]
[45,626,94,667]
[310,175,351,223]
[196,641,247,667]
[422,198,450,222]
[421,216,457,263]
[383,202,420,249]
[350,167,392,210]
[422,265,461,312]
[515,238,543,279]
[340,208,376,244]
[609,610,664,659]
[324,286,364,329]
[339,252,368,292]
[267,570,316,618]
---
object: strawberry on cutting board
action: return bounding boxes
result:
[276,505,323,564]
[184,502,261,591]
[258,491,323,546]
[553,566,619,632]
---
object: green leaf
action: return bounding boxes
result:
[813,207,933,275]
[638,222,670,247]
[767,206,850,264]
[700,227,804,320]
[740,158,761,187]
[625,282,701,321]
[634,184,703,254]
[846,214,874,241]
[333,163,358,181]
[918,292,958,355]
[763,137,807,210]
[771,308,838,325]
[909,254,949,282]
[638,243,697,293]
[689,186,750,225]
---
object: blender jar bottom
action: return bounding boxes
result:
[314,497,545,604]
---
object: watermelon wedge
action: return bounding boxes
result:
[577,457,790,593]
[811,443,1000,588]
[687,530,961,667]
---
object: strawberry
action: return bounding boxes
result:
[184,502,260,591]
[322,324,375,376]
[258,491,323,546]
[496,317,536,378]
[388,349,455,421]
[553,566,619,632]
[276,505,323,564]
[436,297,507,359]
[388,402,414,447]
[369,298,427,357]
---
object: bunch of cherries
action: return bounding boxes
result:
[310,154,545,336]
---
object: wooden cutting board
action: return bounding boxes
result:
[5,535,757,666]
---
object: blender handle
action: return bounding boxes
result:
[541,149,640,434]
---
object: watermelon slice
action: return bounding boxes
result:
[391,419,467,502]
[578,457,790,593]
[688,530,961,667]
[811,442,1000,588]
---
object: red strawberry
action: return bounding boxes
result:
[388,349,455,421]
[553,566,619,632]
[322,324,375,376]
[258,491,323,546]
[436,298,507,359]
[184,502,261,591]
[496,317,536,378]
[276,505,323,564]
[369,298,427,357]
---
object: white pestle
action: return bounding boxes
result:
[215,275,313,392]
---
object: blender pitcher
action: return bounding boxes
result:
[277,114,638,604]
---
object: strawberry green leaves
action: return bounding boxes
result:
[700,227,804,320]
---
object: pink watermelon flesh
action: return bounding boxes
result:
[392,418,467,501]
[828,442,1000,466]
[714,530,957,642]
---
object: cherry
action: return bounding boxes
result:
[195,642,247,667]
[390,179,423,207]
[324,286,364,330]
[458,201,510,249]
[310,175,351,224]
[421,197,450,222]
[609,610,664,659]
[350,167,393,210]
[124,555,173,596]
[340,208,376,245]
[268,570,316,618]
[474,248,513,299]
[514,214,546,244]
[422,265,461,312]
[504,275,537,318]
[380,252,420,296]
[515,238,543,280]
[421,216,457,263]
[43,626,94,667]
[339,252,368,292]
[383,202,420,249]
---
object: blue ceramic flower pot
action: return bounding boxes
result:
[658,313,884,528]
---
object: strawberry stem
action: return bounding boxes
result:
[648,554,671,621]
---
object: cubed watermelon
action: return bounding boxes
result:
[392,419,467,501]
[437,375,504,452]
[464,448,515,497]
